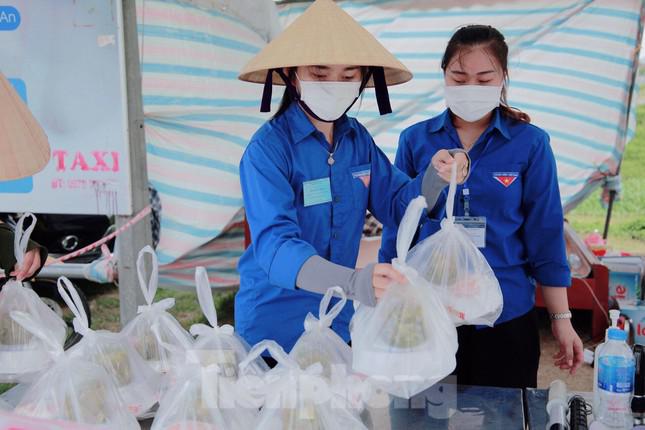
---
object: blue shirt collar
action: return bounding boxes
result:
[428,108,511,140]
[283,102,355,145]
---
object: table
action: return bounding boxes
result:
[525,388,550,429]
[141,384,525,430]
[374,383,525,430]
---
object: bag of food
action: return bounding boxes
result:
[151,340,259,430]
[407,164,503,326]
[241,340,367,430]
[0,213,67,382]
[152,363,259,430]
[59,277,162,418]
[10,309,139,429]
[351,196,458,399]
[189,267,268,379]
[121,246,193,375]
[290,286,352,379]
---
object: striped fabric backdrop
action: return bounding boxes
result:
[139,0,643,289]
[280,0,643,212]
[136,0,276,274]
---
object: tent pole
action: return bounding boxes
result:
[602,177,618,240]
[117,0,152,325]
[603,0,645,241]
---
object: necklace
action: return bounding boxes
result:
[327,140,339,166]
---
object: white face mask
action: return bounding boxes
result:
[444,84,502,122]
[297,76,362,121]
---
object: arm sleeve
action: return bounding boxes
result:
[296,256,377,306]
[520,133,571,287]
[240,140,318,290]
[422,148,471,221]
[376,135,467,262]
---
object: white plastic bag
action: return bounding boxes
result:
[59,277,162,418]
[290,286,352,379]
[351,196,458,399]
[10,309,139,429]
[150,323,259,430]
[151,362,259,430]
[407,164,503,326]
[241,340,367,430]
[121,246,193,375]
[189,267,268,379]
[0,213,67,382]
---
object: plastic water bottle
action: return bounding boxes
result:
[594,310,622,411]
[594,327,635,428]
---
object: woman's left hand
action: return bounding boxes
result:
[551,318,584,375]
[10,248,41,281]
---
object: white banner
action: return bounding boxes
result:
[0,0,132,215]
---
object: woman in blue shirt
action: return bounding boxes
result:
[379,25,583,389]
[236,0,468,364]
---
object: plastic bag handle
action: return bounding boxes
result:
[10,310,64,356]
[14,213,37,267]
[136,245,159,306]
[195,266,219,329]
[396,196,428,262]
[445,162,458,223]
[239,340,297,373]
[57,276,91,335]
[316,286,347,328]
[151,323,182,356]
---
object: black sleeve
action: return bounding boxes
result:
[0,223,48,279]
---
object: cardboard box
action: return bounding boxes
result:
[601,256,644,304]
[620,301,645,346]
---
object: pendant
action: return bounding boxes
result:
[327,155,335,166]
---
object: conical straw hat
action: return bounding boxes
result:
[0,72,50,181]
[239,0,412,87]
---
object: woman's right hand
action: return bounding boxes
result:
[373,263,406,300]
[431,149,469,184]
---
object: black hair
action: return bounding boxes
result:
[442,24,530,123]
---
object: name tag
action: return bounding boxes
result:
[454,216,486,248]
[303,177,332,207]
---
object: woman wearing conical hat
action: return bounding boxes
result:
[236,0,469,361]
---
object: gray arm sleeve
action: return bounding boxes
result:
[296,255,376,307]
[421,149,472,209]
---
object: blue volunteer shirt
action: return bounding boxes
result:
[379,108,570,325]
[236,102,423,352]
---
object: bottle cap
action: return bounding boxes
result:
[610,309,620,327]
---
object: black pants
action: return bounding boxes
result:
[455,309,541,389]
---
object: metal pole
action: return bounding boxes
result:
[602,186,617,240]
[603,0,645,241]
[118,0,151,325]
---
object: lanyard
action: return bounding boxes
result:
[460,134,493,217]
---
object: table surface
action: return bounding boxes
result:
[384,384,525,430]
[140,384,525,430]
[525,388,550,430]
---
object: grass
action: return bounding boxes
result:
[567,104,645,255]
[84,285,235,332]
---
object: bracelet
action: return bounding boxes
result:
[550,311,572,321]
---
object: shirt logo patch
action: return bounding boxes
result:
[493,172,519,187]
[352,169,371,188]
